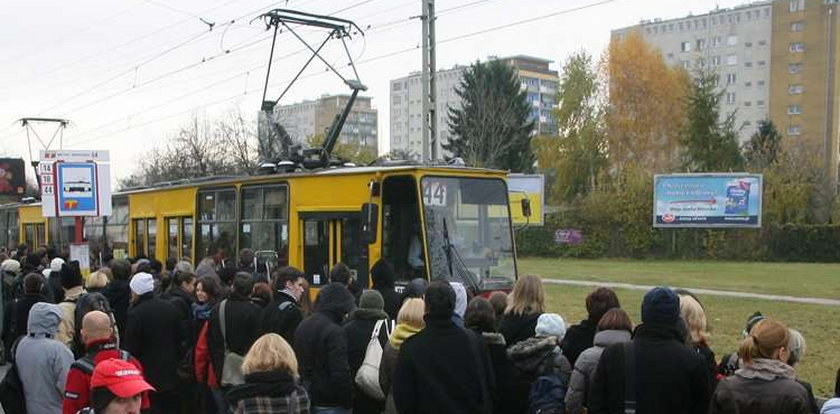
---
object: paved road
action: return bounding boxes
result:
[543,278,840,306]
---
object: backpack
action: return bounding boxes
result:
[70,293,118,358]
[71,349,131,375]
[0,338,27,414]
[528,372,568,414]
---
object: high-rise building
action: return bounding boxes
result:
[612,0,840,183]
[611,2,775,144]
[389,55,559,159]
[769,0,840,183]
[275,94,378,149]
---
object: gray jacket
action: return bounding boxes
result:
[565,329,632,414]
[16,302,74,414]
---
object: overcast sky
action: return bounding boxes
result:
[0,0,750,184]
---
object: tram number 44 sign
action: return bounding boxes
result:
[423,182,447,207]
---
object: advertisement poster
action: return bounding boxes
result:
[653,174,762,228]
[70,243,91,276]
[0,158,25,196]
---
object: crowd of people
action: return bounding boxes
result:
[1,243,840,414]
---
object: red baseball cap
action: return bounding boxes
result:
[91,358,155,398]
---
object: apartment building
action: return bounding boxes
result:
[275,94,378,149]
[389,55,559,159]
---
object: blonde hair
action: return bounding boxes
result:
[241,333,299,377]
[397,298,426,329]
[85,271,109,290]
[506,274,545,315]
[739,319,789,364]
[679,294,709,346]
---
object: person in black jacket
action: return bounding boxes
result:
[371,259,401,320]
[123,272,184,413]
[294,282,356,413]
[499,274,545,348]
[394,281,493,414]
[101,259,132,335]
[464,296,508,414]
[561,287,620,366]
[260,267,306,344]
[2,273,47,351]
[344,290,390,414]
[209,272,262,388]
[589,287,711,414]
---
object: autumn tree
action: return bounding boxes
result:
[605,31,690,173]
[743,119,782,169]
[445,60,535,172]
[535,51,606,203]
[680,71,744,172]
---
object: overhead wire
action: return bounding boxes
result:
[68,0,617,147]
[33,0,380,117]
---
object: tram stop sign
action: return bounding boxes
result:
[39,150,112,217]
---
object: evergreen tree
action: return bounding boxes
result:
[680,71,744,172]
[445,60,535,172]
[743,119,782,169]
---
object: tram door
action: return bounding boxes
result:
[23,222,46,247]
[300,213,368,289]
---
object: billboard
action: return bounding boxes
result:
[653,174,762,228]
[39,150,111,217]
[0,158,26,196]
[508,174,545,226]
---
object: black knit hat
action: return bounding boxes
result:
[641,287,680,325]
[60,261,83,290]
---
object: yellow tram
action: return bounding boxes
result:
[0,165,522,292]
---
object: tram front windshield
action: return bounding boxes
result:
[421,176,516,291]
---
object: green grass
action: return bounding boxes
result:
[522,257,840,299]
[541,273,840,397]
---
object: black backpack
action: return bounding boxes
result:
[71,349,131,375]
[0,338,27,414]
[69,293,118,357]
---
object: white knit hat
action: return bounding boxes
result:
[0,259,21,274]
[50,257,65,273]
[129,272,155,295]
[535,313,567,340]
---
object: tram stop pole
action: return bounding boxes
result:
[75,216,84,244]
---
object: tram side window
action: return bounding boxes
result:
[165,216,194,262]
[240,185,289,268]
[198,189,237,264]
[132,218,156,259]
[106,199,129,256]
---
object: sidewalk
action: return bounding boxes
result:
[543,278,840,307]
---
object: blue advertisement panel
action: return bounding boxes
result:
[57,163,98,216]
[653,174,762,228]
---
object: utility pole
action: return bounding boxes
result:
[421,0,437,161]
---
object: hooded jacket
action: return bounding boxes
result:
[294,283,356,408]
[566,329,632,414]
[505,336,572,414]
[709,359,811,414]
[16,302,75,414]
[823,398,840,414]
